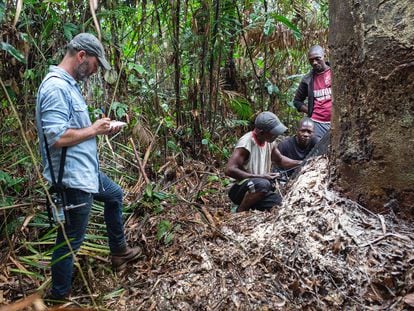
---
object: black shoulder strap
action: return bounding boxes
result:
[43,135,67,226]
[43,135,67,191]
[57,146,67,186]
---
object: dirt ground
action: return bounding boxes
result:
[107,156,414,310]
[1,156,414,310]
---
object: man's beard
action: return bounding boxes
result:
[313,64,323,72]
[297,136,310,147]
[74,60,91,82]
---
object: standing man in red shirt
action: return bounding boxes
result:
[293,45,332,141]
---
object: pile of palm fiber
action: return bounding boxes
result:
[114,156,414,310]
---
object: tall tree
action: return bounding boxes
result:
[172,0,182,126]
[207,0,220,127]
[329,0,414,215]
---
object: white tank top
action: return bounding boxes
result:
[235,131,276,175]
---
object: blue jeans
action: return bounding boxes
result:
[312,121,331,141]
[50,172,126,298]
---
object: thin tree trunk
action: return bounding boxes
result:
[154,0,163,38]
[133,0,147,63]
[261,0,268,111]
[207,0,220,127]
[172,0,182,126]
[210,40,222,135]
[198,1,210,127]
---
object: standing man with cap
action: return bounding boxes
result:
[293,44,332,141]
[36,33,141,300]
[225,111,302,212]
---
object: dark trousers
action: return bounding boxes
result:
[228,178,282,211]
[51,172,126,298]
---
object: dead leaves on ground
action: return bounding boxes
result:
[1,157,414,310]
[118,156,414,309]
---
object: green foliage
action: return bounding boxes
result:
[167,140,182,153]
[0,2,4,23]
[139,183,173,213]
[0,196,13,207]
[156,219,174,245]
[207,175,219,182]
[270,13,301,39]
[0,171,25,194]
[229,97,253,120]
[104,70,118,85]
[111,102,129,119]
[91,107,104,121]
[1,213,23,238]
[9,268,45,281]
[62,23,78,40]
[202,133,231,159]
[128,62,146,75]
[0,42,26,64]
[266,82,280,96]
[261,11,302,39]
[103,288,125,300]
[221,177,232,187]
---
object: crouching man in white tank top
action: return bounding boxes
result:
[225,112,302,212]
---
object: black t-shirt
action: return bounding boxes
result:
[277,136,317,161]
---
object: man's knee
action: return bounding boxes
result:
[249,178,273,193]
[111,184,123,201]
[228,178,274,207]
[252,193,281,211]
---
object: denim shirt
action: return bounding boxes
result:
[36,66,99,193]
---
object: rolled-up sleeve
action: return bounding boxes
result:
[40,83,71,146]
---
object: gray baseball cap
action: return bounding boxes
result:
[255,111,287,136]
[68,33,111,70]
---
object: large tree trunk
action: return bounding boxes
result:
[329,1,414,216]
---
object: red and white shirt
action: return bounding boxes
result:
[312,68,332,122]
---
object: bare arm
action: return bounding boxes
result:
[225,147,278,181]
[271,146,302,169]
[53,117,120,148]
[298,105,308,114]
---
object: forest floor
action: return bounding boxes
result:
[1,156,414,310]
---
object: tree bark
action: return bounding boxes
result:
[329,0,414,216]
[207,0,220,127]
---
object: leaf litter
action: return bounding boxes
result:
[1,156,414,310]
[117,156,414,310]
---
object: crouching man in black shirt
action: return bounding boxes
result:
[276,117,317,177]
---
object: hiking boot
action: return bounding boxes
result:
[43,289,71,306]
[111,246,142,272]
